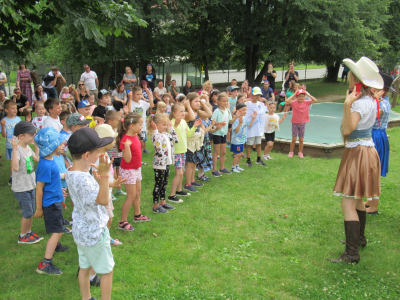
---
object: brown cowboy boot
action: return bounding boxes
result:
[329,221,360,264]
[357,209,367,247]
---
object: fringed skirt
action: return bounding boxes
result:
[333,145,381,200]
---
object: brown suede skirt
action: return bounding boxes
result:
[333,145,381,199]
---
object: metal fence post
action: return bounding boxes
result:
[181,62,184,87]
[305,63,307,81]
[228,62,230,83]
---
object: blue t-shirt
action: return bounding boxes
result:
[229,97,237,113]
[36,157,63,207]
[231,118,249,145]
[53,154,67,188]
[1,116,21,149]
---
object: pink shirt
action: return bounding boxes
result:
[290,100,312,124]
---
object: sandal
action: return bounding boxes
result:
[118,221,135,231]
[111,238,123,246]
[133,214,151,223]
[197,174,209,181]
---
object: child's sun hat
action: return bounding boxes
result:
[34,127,66,157]
[95,124,116,139]
[252,87,262,95]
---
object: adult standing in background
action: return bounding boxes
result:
[123,66,137,92]
[80,64,99,103]
[263,63,277,91]
[284,62,299,91]
[390,66,398,79]
[16,64,33,106]
[183,80,194,95]
[141,64,156,91]
[42,66,66,99]
[168,79,180,101]
[0,70,7,96]
[77,80,90,107]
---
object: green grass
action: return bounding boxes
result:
[1,115,400,299]
[8,70,16,85]
[274,80,349,99]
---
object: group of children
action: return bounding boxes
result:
[1,80,317,300]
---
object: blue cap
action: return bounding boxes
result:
[230,85,240,92]
[77,100,90,109]
[34,127,65,157]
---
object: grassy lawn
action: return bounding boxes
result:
[1,101,400,299]
[274,80,349,99]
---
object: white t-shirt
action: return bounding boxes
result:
[93,153,114,200]
[42,71,62,88]
[264,113,280,133]
[66,171,109,247]
[130,100,150,132]
[154,87,167,98]
[32,116,48,129]
[245,101,269,138]
[0,72,6,86]
[42,116,63,132]
[32,92,48,102]
[80,71,98,90]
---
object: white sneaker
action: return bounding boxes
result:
[262,155,269,160]
[232,167,240,173]
[267,155,272,160]
[236,166,244,171]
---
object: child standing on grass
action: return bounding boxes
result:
[43,98,63,132]
[231,103,257,173]
[11,121,42,244]
[263,103,287,160]
[227,86,240,146]
[285,89,318,158]
[1,100,22,185]
[105,110,126,199]
[148,113,179,213]
[117,112,150,231]
[34,127,69,275]
[66,127,116,300]
[31,101,47,129]
[184,93,211,193]
[211,92,237,177]
[167,102,197,203]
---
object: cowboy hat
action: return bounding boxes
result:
[379,71,396,93]
[342,56,383,89]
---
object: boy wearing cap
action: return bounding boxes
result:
[66,128,117,300]
[77,100,96,128]
[92,89,113,123]
[11,121,42,244]
[1,100,22,185]
[228,86,240,146]
[244,87,269,167]
[42,98,63,132]
[66,112,92,132]
[34,127,69,275]
[285,89,318,158]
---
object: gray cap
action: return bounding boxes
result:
[66,113,91,127]
[14,121,37,136]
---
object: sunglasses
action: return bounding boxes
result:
[79,84,84,86]
[15,92,21,94]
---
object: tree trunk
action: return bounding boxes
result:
[245,45,252,84]
[203,55,209,81]
[326,62,341,82]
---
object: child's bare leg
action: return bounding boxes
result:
[198,167,204,178]
[100,271,113,300]
[107,217,112,228]
[289,136,297,153]
[170,168,183,195]
[256,144,261,157]
[227,128,232,143]
[246,144,252,159]
[185,163,192,185]
[21,217,33,235]
[132,181,142,216]
[233,154,241,166]
[366,199,379,213]
[220,144,227,169]
[264,141,274,155]
[44,232,63,259]
[212,144,220,171]
[299,137,304,153]
[78,267,91,300]
[120,184,135,221]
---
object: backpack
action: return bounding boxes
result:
[42,73,55,86]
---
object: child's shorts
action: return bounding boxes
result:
[174,153,186,169]
[264,132,275,142]
[112,157,122,168]
[246,136,262,145]
[292,123,306,138]
[228,123,232,129]
[230,144,244,154]
[6,148,12,160]
[105,198,114,218]
[213,135,227,145]
[139,131,147,142]
[77,228,115,274]
[119,167,142,185]
[43,202,64,234]
[13,189,35,218]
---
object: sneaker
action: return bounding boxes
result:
[143,149,149,154]
[191,181,204,187]
[111,194,118,201]
[36,262,63,275]
[90,274,101,286]
[184,185,198,193]
[256,160,267,166]
[18,233,40,244]
[288,152,294,158]
[8,178,12,185]
[232,167,240,173]
[237,166,245,171]
[298,152,304,158]
[219,168,232,174]
[63,219,72,226]
[227,142,231,148]
[29,232,44,241]
[55,242,69,252]
[116,189,127,196]
[176,190,190,197]
[197,174,210,181]
[267,155,272,160]
[211,170,222,177]
[161,203,175,210]
[262,154,269,160]
[246,161,253,167]
[63,227,72,234]
[168,195,184,203]
[141,161,148,165]
[153,205,169,213]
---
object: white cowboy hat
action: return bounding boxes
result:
[342,56,383,89]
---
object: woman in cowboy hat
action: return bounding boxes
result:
[330,56,383,264]
[363,71,393,215]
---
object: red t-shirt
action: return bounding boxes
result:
[120,134,142,169]
[290,100,313,124]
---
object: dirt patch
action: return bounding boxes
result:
[318,94,344,102]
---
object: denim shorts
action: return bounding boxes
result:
[13,189,36,218]
[6,148,12,160]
